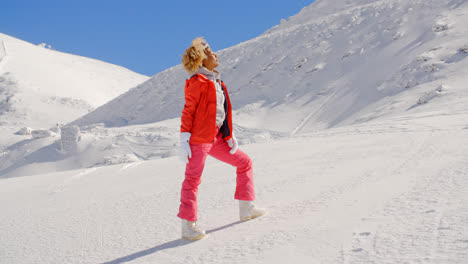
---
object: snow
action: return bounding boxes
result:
[0,33,149,151]
[1,0,468,263]
[1,115,467,263]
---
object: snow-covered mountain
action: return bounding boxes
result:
[11,0,455,178]
[0,33,149,149]
[1,0,468,179]
[71,0,467,134]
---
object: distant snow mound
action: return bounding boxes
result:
[31,129,53,139]
[49,124,62,134]
[37,43,53,49]
[418,85,445,104]
[60,126,81,153]
[15,127,32,135]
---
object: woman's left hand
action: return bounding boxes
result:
[179,132,192,163]
[227,134,238,154]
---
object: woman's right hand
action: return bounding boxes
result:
[179,132,192,163]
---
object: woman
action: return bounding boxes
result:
[178,37,266,240]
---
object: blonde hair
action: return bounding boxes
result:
[182,37,208,74]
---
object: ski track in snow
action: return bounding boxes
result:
[289,86,339,136]
[49,168,98,194]
[119,161,143,172]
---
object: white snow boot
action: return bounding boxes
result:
[181,219,206,241]
[239,200,266,221]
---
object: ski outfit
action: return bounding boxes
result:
[178,67,255,221]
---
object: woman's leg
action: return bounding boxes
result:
[177,144,211,221]
[208,134,255,201]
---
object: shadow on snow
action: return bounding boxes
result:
[101,221,243,264]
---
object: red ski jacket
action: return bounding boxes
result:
[180,73,233,144]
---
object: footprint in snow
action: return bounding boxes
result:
[438,226,450,230]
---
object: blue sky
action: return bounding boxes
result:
[1,0,314,76]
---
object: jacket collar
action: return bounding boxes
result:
[194,66,221,81]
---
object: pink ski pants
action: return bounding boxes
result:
[177,130,255,221]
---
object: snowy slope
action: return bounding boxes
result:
[71,0,468,134]
[1,113,467,263]
[0,33,149,149]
